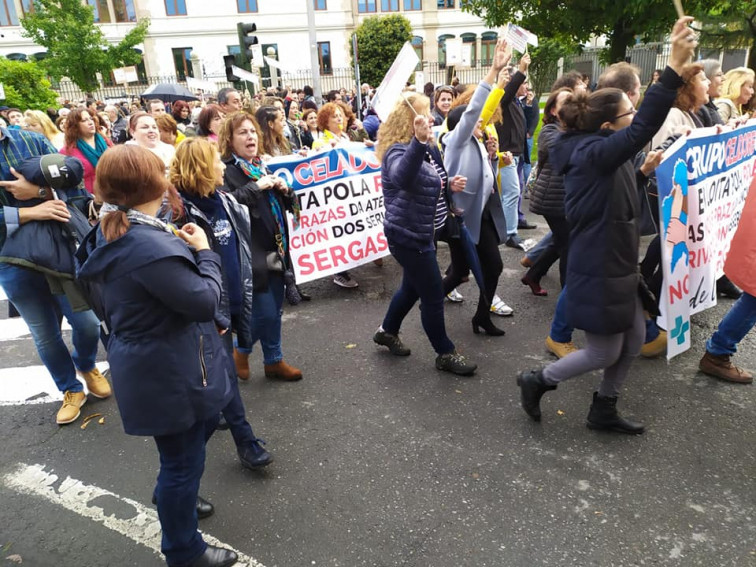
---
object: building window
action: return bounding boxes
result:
[480,32,497,66]
[411,36,423,68]
[381,0,398,10]
[461,33,476,67]
[237,0,258,12]
[172,47,193,81]
[20,0,33,15]
[87,0,111,22]
[113,0,136,22]
[438,34,454,69]
[358,0,376,13]
[165,0,187,16]
[1,0,19,26]
[437,0,454,8]
[403,0,421,9]
[314,0,326,9]
[318,41,332,75]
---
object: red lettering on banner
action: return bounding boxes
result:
[668,275,690,305]
[373,174,382,193]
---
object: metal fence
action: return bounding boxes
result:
[54,75,236,103]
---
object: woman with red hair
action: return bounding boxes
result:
[60,107,113,193]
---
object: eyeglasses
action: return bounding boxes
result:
[612,108,637,121]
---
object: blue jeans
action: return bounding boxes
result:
[238,273,284,365]
[0,263,99,393]
[522,137,534,189]
[153,417,218,566]
[220,331,257,448]
[550,286,574,343]
[707,291,756,356]
[382,243,455,355]
[526,231,553,263]
[499,157,520,237]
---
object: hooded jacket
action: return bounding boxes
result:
[550,67,683,335]
[76,224,233,436]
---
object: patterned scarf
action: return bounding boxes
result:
[233,153,301,255]
[100,202,178,236]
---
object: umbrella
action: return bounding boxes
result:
[140,83,199,103]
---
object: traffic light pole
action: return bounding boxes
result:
[305,0,323,104]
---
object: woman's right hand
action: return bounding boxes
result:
[256,175,277,190]
[668,16,697,75]
[18,200,71,224]
[177,222,210,251]
[413,115,431,143]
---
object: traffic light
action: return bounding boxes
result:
[223,54,239,82]
[237,22,258,70]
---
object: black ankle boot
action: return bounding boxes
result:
[471,314,505,336]
[516,369,556,422]
[586,392,645,434]
[186,544,238,567]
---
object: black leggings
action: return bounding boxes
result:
[443,207,503,320]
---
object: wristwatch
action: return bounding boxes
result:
[38,186,47,198]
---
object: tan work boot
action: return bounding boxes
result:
[699,352,753,384]
[545,336,578,359]
[57,391,87,425]
[233,349,250,380]
[79,367,112,399]
[640,330,667,358]
[264,361,303,381]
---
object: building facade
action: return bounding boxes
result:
[1,0,497,88]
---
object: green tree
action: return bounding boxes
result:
[461,0,678,64]
[20,0,149,95]
[0,58,59,110]
[690,2,756,72]
[351,15,413,87]
[526,39,578,100]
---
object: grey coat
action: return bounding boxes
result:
[443,81,507,244]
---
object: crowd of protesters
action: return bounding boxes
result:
[1,14,755,567]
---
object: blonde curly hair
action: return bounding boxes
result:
[375,93,430,160]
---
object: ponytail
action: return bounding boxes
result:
[100,210,130,242]
[558,88,625,132]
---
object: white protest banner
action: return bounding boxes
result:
[414,71,425,90]
[370,42,421,121]
[505,23,538,52]
[251,45,264,67]
[656,121,756,359]
[231,66,260,87]
[112,66,139,84]
[445,38,463,66]
[186,76,218,92]
[267,144,389,283]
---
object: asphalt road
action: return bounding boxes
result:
[1,220,754,567]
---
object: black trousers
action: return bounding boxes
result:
[526,214,570,288]
[443,204,503,320]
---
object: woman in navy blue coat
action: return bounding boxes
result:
[77,145,238,567]
[372,92,477,376]
[516,17,697,434]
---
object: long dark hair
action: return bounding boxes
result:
[255,105,290,156]
[558,88,625,133]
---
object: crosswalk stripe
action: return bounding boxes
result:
[0,361,109,406]
[3,462,266,567]
[0,316,72,341]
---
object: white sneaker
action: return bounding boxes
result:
[490,295,514,316]
[333,272,359,288]
[446,288,464,303]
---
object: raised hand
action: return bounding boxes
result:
[413,114,431,144]
[518,53,531,74]
[492,39,511,72]
[668,16,696,74]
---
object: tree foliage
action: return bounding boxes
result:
[690,1,756,71]
[0,58,59,110]
[526,39,578,100]
[351,15,413,87]
[20,0,149,94]
[461,0,678,64]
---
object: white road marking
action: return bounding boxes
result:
[0,287,7,301]
[0,316,72,341]
[0,361,110,406]
[3,463,266,567]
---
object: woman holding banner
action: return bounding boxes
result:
[516,16,697,433]
[219,112,303,383]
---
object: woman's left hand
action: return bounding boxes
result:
[274,177,289,194]
[449,175,467,193]
[640,150,663,176]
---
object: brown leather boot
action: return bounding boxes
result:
[233,349,250,381]
[264,361,303,381]
[699,351,753,384]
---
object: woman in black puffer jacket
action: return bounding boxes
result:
[522,87,572,296]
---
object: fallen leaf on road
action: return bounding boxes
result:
[345,344,357,349]
[80,413,103,430]
[557,410,565,415]
[98,417,105,425]
[6,554,22,563]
